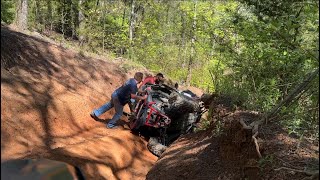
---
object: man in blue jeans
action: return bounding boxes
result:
[90,72,147,128]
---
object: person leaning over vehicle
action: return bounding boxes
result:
[128,72,165,112]
[139,72,164,90]
[90,72,147,128]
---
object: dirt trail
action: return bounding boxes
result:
[2,25,318,180]
[1,25,157,179]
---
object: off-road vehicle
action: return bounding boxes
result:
[129,84,207,156]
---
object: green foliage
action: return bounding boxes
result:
[1,0,15,24]
[119,60,145,73]
[7,0,318,138]
[279,78,319,138]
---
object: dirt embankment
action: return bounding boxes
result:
[147,96,319,180]
[1,25,157,179]
[2,25,318,180]
[146,111,261,180]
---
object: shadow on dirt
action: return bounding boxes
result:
[1,25,155,179]
[1,159,82,180]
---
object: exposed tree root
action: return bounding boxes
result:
[274,167,319,180]
[239,119,262,159]
[239,118,251,130]
[252,132,262,158]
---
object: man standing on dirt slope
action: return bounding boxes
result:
[90,72,148,128]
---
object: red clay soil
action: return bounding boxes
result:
[147,99,319,180]
[1,25,157,180]
[146,111,262,180]
[2,25,319,180]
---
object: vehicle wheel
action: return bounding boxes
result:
[147,137,167,157]
[166,92,199,116]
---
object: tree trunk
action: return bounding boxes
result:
[102,0,106,53]
[121,2,126,27]
[71,0,79,39]
[15,0,28,30]
[61,5,65,37]
[78,0,84,23]
[181,10,187,69]
[129,0,135,58]
[129,0,135,42]
[186,0,197,87]
[34,0,38,24]
[78,0,85,47]
[46,0,53,31]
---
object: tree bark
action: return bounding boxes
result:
[121,2,126,27]
[129,0,135,42]
[70,0,79,39]
[129,0,135,58]
[46,0,53,31]
[186,0,197,87]
[102,0,106,53]
[181,10,187,68]
[15,0,28,30]
[78,0,85,47]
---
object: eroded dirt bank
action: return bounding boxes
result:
[147,98,319,180]
[1,25,157,179]
[146,111,261,180]
[2,25,318,180]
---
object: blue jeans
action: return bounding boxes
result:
[92,91,124,125]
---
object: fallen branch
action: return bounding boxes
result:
[274,166,304,172]
[264,68,319,124]
[275,156,297,169]
[274,167,319,177]
[241,69,320,160]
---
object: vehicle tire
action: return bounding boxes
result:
[166,92,199,117]
[147,137,167,157]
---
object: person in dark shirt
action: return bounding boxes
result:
[90,72,147,128]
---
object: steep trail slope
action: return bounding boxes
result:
[1,25,157,179]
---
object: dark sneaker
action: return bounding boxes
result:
[106,123,118,129]
[90,112,99,121]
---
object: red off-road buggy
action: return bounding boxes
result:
[128,84,207,156]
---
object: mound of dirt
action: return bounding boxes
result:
[146,111,261,180]
[147,102,319,180]
[1,25,157,179]
[2,25,318,180]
